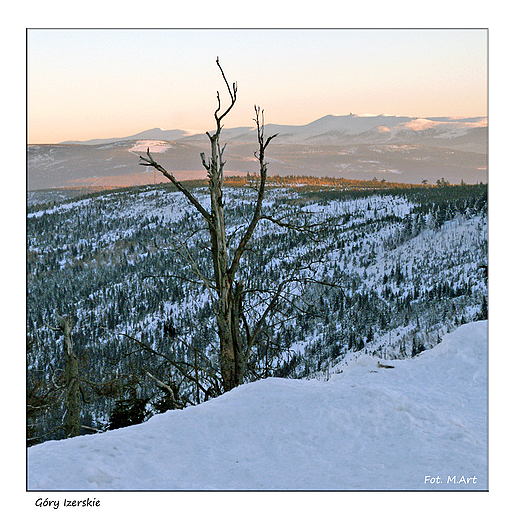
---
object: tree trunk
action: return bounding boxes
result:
[207,138,244,392]
[216,280,245,392]
[57,315,81,438]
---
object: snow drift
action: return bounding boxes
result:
[27,321,487,491]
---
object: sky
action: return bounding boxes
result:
[28,28,487,144]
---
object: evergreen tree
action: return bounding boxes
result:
[108,391,149,430]
[476,296,488,321]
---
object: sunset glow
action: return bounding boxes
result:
[27,29,487,144]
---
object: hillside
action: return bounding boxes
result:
[26,181,488,447]
[27,321,487,491]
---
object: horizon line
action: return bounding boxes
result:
[28,113,488,146]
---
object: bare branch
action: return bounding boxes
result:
[148,232,216,291]
[145,371,177,407]
[244,278,290,361]
[142,273,206,286]
[114,331,210,394]
[200,152,210,172]
[215,57,237,124]
[173,235,217,296]
[139,148,212,223]
[228,106,277,282]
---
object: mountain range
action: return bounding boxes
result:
[28,114,487,190]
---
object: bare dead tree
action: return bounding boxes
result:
[139,58,279,392]
[28,317,134,444]
[138,59,349,395]
[45,314,81,438]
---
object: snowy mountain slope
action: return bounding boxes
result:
[60,114,486,147]
[27,321,487,491]
[62,128,192,145]
[27,113,487,190]
[27,140,210,191]
[228,114,485,146]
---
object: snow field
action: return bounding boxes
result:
[28,321,487,491]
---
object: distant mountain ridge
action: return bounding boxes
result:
[60,114,487,148]
[28,114,487,191]
[62,128,191,146]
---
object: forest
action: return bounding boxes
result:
[26,180,487,446]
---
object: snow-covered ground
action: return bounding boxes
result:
[127,140,174,154]
[27,321,487,491]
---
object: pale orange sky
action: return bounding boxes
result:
[28,29,487,144]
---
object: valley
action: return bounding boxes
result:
[26,179,488,445]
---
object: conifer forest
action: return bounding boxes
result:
[26,180,487,445]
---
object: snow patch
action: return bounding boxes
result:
[128,141,172,154]
[404,118,437,131]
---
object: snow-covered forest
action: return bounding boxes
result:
[26,180,487,450]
